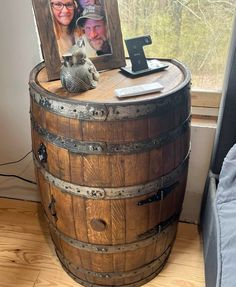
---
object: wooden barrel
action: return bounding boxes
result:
[29,59,191,287]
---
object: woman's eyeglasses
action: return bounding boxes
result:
[51,2,75,11]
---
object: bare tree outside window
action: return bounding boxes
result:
[118,0,236,90]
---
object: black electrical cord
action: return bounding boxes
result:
[0,150,36,185]
[0,173,36,185]
[0,150,32,166]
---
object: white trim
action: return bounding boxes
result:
[191,107,219,117]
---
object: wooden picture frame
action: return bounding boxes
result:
[32,0,125,81]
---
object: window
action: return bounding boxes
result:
[118,0,236,92]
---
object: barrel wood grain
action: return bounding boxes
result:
[32,128,190,187]
[29,59,191,286]
[36,168,188,244]
[35,61,185,103]
[0,199,205,287]
[31,99,189,143]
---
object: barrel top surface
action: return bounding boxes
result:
[30,59,190,104]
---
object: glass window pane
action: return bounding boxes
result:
[118,0,236,91]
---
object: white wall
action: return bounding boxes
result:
[181,124,216,223]
[0,1,41,201]
[0,1,216,223]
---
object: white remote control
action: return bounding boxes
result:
[115,82,164,98]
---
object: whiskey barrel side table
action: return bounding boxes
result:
[29,59,191,287]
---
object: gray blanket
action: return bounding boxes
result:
[216,143,236,287]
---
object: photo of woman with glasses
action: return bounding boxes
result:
[50,0,82,55]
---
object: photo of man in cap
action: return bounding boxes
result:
[76,5,112,57]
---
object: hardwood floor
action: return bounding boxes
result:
[0,198,205,287]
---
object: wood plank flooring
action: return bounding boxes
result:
[0,198,205,287]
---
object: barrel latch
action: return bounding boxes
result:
[48,195,58,221]
[38,143,47,163]
[137,182,179,206]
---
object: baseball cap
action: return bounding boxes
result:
[76,5,105,27]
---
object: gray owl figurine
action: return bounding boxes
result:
[60,39,99,93]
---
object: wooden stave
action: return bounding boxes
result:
[48,219,177,286]
[35,164,188,245]
[30,64,191,187]
[30,59,191,286]
[29,59,191,107]
[54,243,173,286]
[29,78,191,137]
[32,128,190,188]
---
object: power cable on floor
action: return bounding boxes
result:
[0,173,36,185]
[0,150,32,166]
[0,150,36,185]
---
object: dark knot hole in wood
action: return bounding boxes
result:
[90,218,107,232]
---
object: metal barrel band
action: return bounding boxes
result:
[55,245,171,280]
[34,150,190,199]
[47,215,177,253]
[29,85,190,121]
[31,114,190,155]
[137,212,179,239]
[60,257,169,287]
